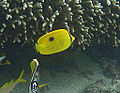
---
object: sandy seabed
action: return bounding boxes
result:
[0,47,120,93]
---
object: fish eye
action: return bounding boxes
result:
[49,37,54,41]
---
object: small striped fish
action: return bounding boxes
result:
[29,59,48,93]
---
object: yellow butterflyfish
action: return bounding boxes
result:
[0,70,26,93]
[35,29,75,55]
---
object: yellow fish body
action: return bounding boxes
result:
[0,70,26,93]
[35,29,75,55]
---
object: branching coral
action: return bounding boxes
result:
[0,0,120,50]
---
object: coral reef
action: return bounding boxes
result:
[0,0,120,50]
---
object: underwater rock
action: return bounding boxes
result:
[0,0,120,50]
[83,79,120,93]
[99,57,120,79]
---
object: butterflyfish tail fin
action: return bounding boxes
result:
[69,34,75,42]
[17,70,26,83]
[38,83,48,88]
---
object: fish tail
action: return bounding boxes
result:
[17,70,26,83]
[69,34,75,42]
[38,83,48,88]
